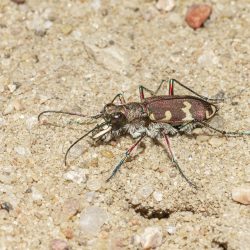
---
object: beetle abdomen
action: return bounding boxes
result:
[145,96,217,126]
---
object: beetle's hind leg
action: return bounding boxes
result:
[167,79,224,103]
[162,133,197,189]
[178,122,198,135]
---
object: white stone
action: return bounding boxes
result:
[26,116,38,130]
[32,188,43,201]
[0,83,4,93]
[197,50,220,68]
[79,206,109,235]
[7,84,17,93]
[153,191,163,202]
[166,225,176,234]
[0,117,6,126]
[68,144,84,158]
[140,226,163,249]
[3,103,14,115]
[87,178,102,191]
[156,0,175,12]
[209,137,223,147]
[63,169,86,184]
[91,0,101,10]
[138,185,153,199]
[84,191,96,203]
[14,146,27,156]
[232,186,250,205]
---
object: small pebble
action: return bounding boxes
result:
[14,146,27,156]
[63,169,86,184]
[61,24,73,35]
[197,50,219,67]
[138,185,153,199]
[84,191,96,203]
[156,0,175,12]
[68,144,84,158]
[91,0,101,10]
[143,7,158,22]
[62,227,74,239]
[87,178,102,191]
[209,137,223,147]
[153,191,163,202]
[232,186,250,205]
[3,103,14,115]
[131,235,141,246]
[185,4,212,29]
[166,225,176,234]
[131,196,140,206]
[26,116,38,130]
[12,100,24,111]
[61,198,80,220]
[196,135,209,142]
[88,158,98,168]
[31,188,43,202]
[140,226,163,249]
[7,84,17,93]
[0,84,4,93]
[79,206,109,235]
[100,149,114,159]
[0,202,13,213]
[0,117,6,126]
[50,239,70,250]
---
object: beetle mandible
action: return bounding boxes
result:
[38,79,250,188]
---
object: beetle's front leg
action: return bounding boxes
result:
[111,93,126,104]
[139,79,175,101]
[106,135,145,182]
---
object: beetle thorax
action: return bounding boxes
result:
[103,103,145,123]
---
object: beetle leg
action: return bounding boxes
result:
[163,133,197,189]
[196,121,250,136]
[178,122,197,134]
[139,79,173,101]
[139,85,154,101]
[106,135,145,182]
[167,79,224,103]
[111,93,126,104]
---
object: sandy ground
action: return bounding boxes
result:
[0,0,250,249]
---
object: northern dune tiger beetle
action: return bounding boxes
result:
[38,79,250,188]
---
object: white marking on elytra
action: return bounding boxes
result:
[164,111,172,121]
[205,105,217,119]
[149,110,172,121]
[182,101,193,121]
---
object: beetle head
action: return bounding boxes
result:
[101,103,128,129]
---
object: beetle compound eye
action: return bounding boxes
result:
[110,112,127,129]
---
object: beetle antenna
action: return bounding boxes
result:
[64,122,107,166]
[38,110,102,122]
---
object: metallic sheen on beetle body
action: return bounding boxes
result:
[38,79,250,188]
